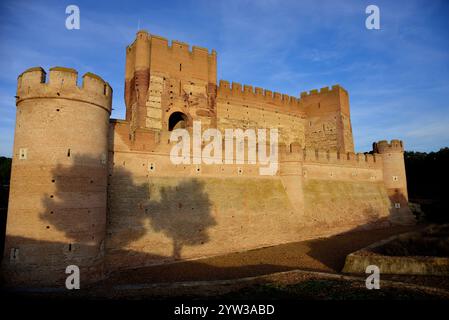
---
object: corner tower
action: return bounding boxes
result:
[301,85,354,153]
[3,67,112,286]
[373,139,415,225]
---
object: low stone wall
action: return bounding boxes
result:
[343,225,449,276]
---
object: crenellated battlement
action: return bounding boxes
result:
[128,31,217,58]
[125,29,217,94]
[300,83,351,119]
[217,81,350,114]
[300,84,347,98]
[279,143,382,168]
[17,66,112,113]
[373,139,404,153]
[217,80,302,110]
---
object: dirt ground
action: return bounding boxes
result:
[104,225,422,285]
[6,224,449,300]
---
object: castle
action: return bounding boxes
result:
[2,30,415,286]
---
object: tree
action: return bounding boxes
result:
[405,148,449,223]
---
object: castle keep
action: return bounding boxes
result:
[3,30,414,286]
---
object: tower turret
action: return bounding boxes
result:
[373,139,415,225]
[301,85,354,153]
[3,67,112,286]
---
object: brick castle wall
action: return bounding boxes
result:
[2,31,414,286]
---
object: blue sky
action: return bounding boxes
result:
[0,0,448,156]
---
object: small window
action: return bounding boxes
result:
[392,175,399,181]
[101,153,107,165]
[19,148,27,160]
[394,203,401,209]
[10,248,19,262]
[179,63,182,71]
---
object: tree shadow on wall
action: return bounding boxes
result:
[39,154,217,261]
[144,179,216,259]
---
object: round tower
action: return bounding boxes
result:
[373,139,415,225]
[3,67,112,286]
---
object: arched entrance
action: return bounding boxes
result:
[168,112,188,131]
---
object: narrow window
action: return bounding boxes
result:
[10,248,19,262]
[179,63,182,71]
[19,148,27,160]
[67,148,71,157]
